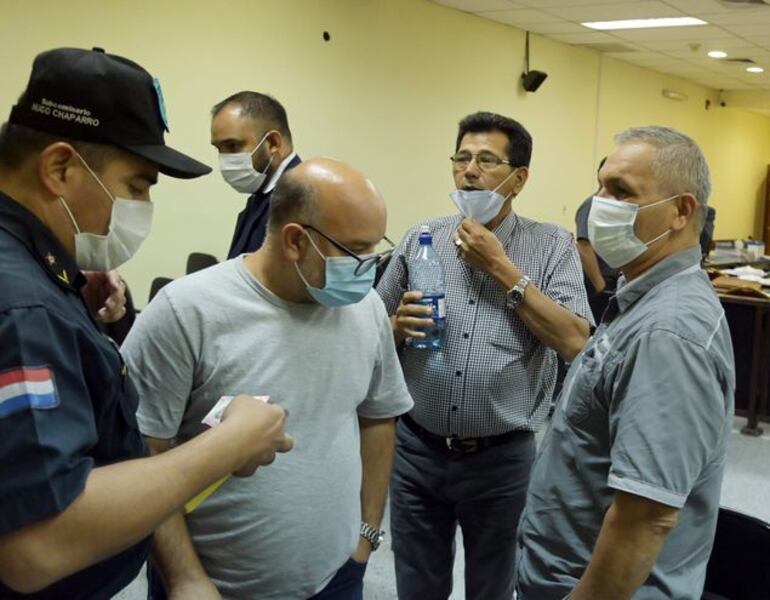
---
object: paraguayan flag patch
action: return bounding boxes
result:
[0,367,60,418]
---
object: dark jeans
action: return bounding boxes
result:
[391,420,535,600]
[148,557,366,600]
[309,558,367,599]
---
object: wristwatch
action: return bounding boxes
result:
[360,521,386,551]
[506,274,530,310]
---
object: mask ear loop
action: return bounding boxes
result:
[294,228,326,288]
[59,196,81,234]
[249,131,271,157]
[75,152,115,205]
[493,167,520,201]
[250,131,277,174]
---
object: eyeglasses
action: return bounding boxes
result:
[300,224,396,276]
[450,151,512,172]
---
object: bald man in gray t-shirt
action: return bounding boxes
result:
[123,159,413,599]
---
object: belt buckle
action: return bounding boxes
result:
[445,437,479,454]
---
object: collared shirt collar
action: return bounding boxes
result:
[263,151,298,193]
[0,190,86,292]
[615,246,702,313]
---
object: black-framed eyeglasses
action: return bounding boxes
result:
[300,224,396,276]
[450,151,512,172]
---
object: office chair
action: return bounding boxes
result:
[701,507,770,600]
[186,252,218,274]
[149,277,173,302]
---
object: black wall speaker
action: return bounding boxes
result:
[522,70,548,92]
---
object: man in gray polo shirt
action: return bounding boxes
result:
[516,126,735,600]
[122,158,413,599]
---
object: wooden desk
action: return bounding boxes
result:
[718,294,770,436]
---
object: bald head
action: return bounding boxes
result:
[267,157,386,245]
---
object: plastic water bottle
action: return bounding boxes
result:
[408,225,447,350]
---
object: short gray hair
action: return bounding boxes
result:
[615,126,711,229]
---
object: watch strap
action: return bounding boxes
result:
[360,521,385,551]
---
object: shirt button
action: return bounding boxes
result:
[451,406,458,411]
[468,299,475,305]
[455,370,462,376]
[462,333,469,339]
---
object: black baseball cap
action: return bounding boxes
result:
[9,47,211,179]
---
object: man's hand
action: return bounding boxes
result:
[220,396,294,477]
[168,576,222,600]
[455,218,512,276]
[392,291,434,344]
[351,537,372,565]
[81,270,127,323]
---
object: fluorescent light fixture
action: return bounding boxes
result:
[582,17,707,31]
[746,66,764,73]
[707,50,728,58]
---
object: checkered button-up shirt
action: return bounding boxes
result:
[377,211,592,438]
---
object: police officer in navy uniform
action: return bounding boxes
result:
[0,47,293,599]
[210,91,301,258]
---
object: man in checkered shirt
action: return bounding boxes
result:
[376,111,593,600]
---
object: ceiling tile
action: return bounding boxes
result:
[549,31,625,44]
[605,49,666,60]
[433,0,520,12]
[543,1,684,22]
[522,21,592,34]
[477,8,561,25]
[658,43,762,57]
[432,0,770,90]
[722,23,770,37]
[702,8,770,25]
[514,0,643,7]
[611,25,734,42]
[659,0,734,16]
[745,35,770,48]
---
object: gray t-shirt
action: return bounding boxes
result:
[121,258,413,599]
[516,247,735,600]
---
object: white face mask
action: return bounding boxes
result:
[218,131,274,194]
[449,169,517,224]
[587,194,678,269]
[59,155,154,272]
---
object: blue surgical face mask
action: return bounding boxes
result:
[449,168,517,224]
[294,232,375,307]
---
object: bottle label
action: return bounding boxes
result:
[420,294,446,320]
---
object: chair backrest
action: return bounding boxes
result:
[702,507,770,599]
[149,277,173,303]
[186,252,218,275]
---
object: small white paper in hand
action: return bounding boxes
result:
[202,395,270,428]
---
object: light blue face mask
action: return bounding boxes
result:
[449,169,517,224]
[294,232,375,307]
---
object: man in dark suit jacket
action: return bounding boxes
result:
[211,92,301,258]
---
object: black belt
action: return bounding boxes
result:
[401,413,529,455]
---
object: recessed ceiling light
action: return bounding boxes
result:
[581,17,707,31]
[746,66,764,73]
[708,50,728,59]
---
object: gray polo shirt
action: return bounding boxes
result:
[516,247,735,600]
